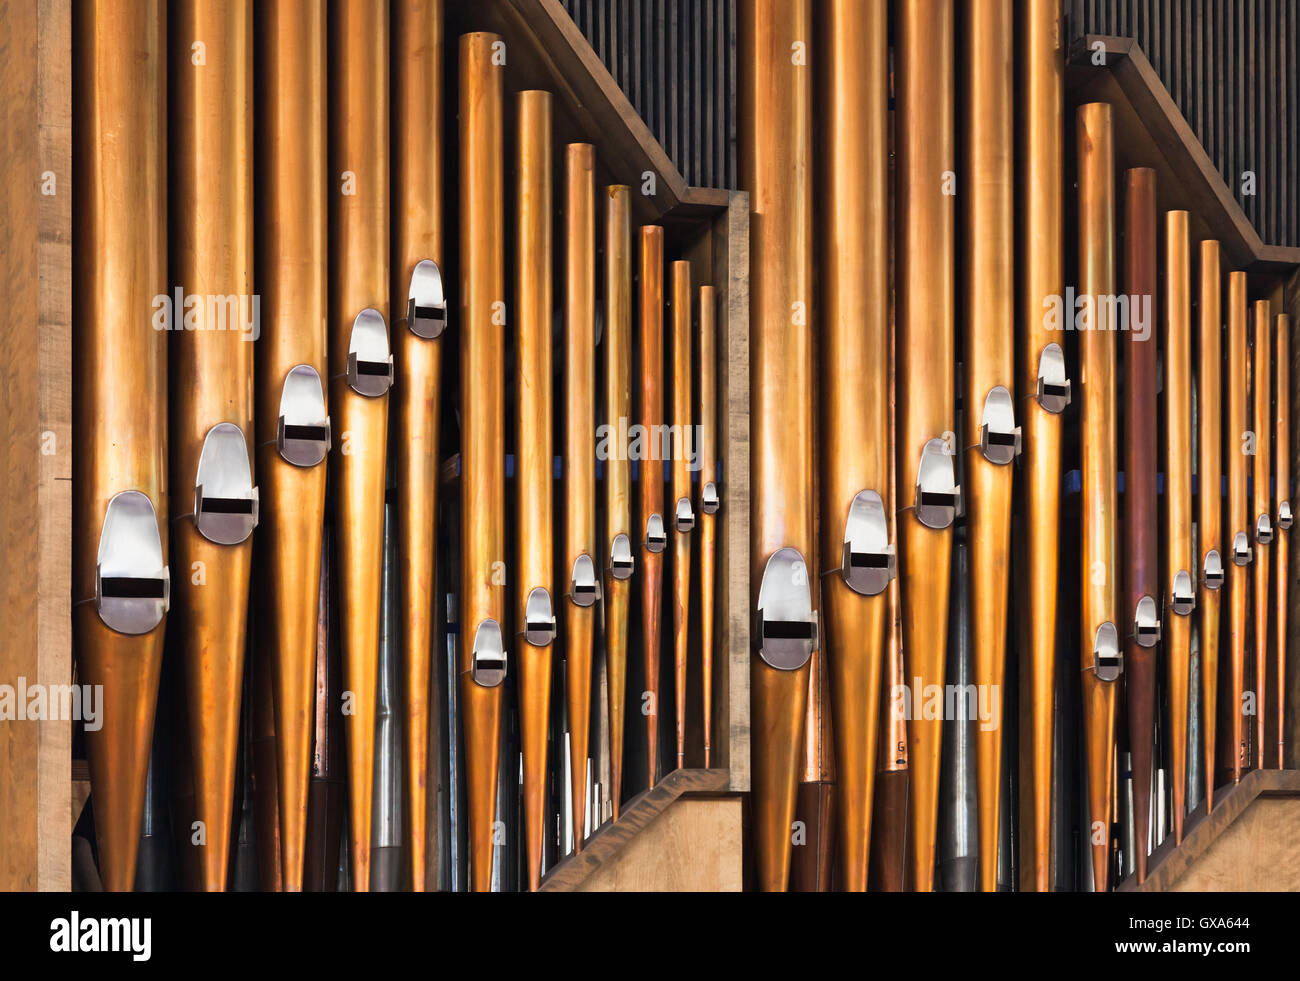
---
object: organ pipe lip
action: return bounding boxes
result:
[674,496,695,533]
[1035,343,1072,414]
[644,513,666,553]
[755,546,817,671]
[1134,594,1160,648]
[609,533,634,580]
[1203,549,1225,589]
[840,489,894,597]
[701,480,720,515]
[569,553,601,608]
[1232,530,1253,566]
[95,490,170,635]
[915,437,962,529]
[194,422,259,545]
[471,619,507,688]
[1092,621,1122,682]
[277,364,331,467]
[1278,500,1293,531]
[980,385,1022,464]
[523,587,556,647]
[1256,512,1274,546]
[346,307,394,397]
[1170,570,1196,617]
[406,259,447,339]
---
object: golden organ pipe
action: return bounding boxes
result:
[1276,314,1292,770]
[1197,240,1223,812]
[1253,299,1274,770]
[671,260,694,769]
[697,284,719,771]
[639,224,666,791]
[1227,272,1250,783]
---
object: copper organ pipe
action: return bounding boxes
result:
[1197,240,1223,812]
[1275,314,1292,770]
[671,260,694,770]
[1252,298,1274,770]
[71,0,169,893]
[697,284,719,771]
[1226,272,1250,783]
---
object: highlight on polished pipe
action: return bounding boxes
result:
[329,0,392,892]
[1226,271,1250,783]
[1197,240,1223,812]
[961,0,1017,893]
[740,0,816,892]
[170,0,257,892]
[254,0,328,892]
[897,0,957,893]
[391,0,445,892]
[604,185,634,814]
[458,31,507,891]
[1076,101,1120,893]
[1121,169,1158,882]
[565,143,599,851]
[1164,210,1194,844]
[1017,0,1068,892]
[1276,313,1292,769]
[697,284,719,770]
[670,260,695,769]
[817,0,890,893]
[515,90,555,889]
[1252,299,1274,769]
[71,0,169,892]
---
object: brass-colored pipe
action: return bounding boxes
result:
[391,0,443,892]
[1197,240,1222,813]
[739,0,814,892]
[458,31,506,892]
[1276,314,1292,770]
[255,0,327,893]
[604,185,633,814]
[1253,298,1273,769]
[1227,272,1250,783]
[329,0,390,892]
[1164,210,1193,844]
[817,0,888,894]
[961,0,1014,893]
[170,0,255,892]
[1017,0,1065,893]
[304,526,344,891]
[697,284,718,771]
[565,143,598,851]
[252,636,283,890]
[71,0,168,893]
[516,90,554,889]
[639,224,666,791]
[671,260,694,769]
[897,0,955,893]
[1077,101,1119,893]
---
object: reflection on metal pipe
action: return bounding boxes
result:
[1197,241,1223,812]
[1226,272,1249,783]
[671,260,694,769]
[372,501,403,890]
[938,532,976,892]
[697,284,719,771]
[1252,299,1273,772]
[1276,314,1292,770]
[304,526,344,890]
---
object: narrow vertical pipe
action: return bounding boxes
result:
[71,0,169,892]
[304,527,344,890]
[515,90,554,890]
[1077,101,1119,893]
[1253,298,1274,769]
[739,0,815,892]
[604,185,633,815]
[1018,0,1066,893]
[564,142,598,851]
[170,0,255,892]
[817,0,889,893]
[697,284,718,771]
[671,260,694,769]
[1197,240,1223,812]
[1227,272,1250,784]
[1164,210,1193,844]
[897,0,956,893]
[329,0,390,892]
[1276,314,1292,770]
[371,501,402,890]
[457,31,506,892]
[391,0,444,892]
[255,0,327,892]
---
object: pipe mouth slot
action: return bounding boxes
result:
[755,546,817,671]
[1279,500,1293,531]
[674,496,695,533]
[570,553,600,607]
[406,259,447,339]
[1203,549,1224,589]
[471,619,506,687]
[609,533,634,580]
[841,489,894,596]
[194,422,259,545]
[95,490,170,635]
[1092,621,1121,681]
[277,364,330,467]
[701,480,720,515]
[347,307,394,396]
[1134,595,1160,648]
[979,385,1022,464]
[915,437,962,529]
[1035,343,1071,413]
[1256,512,1274,546]
[523,587,556,646]
[644,513,666,553]
[1232,530,1252,566]
[1170,570,1195,616]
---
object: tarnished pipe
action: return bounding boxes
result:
[1226,272,1250,784]
[671,260,694,770]
[1276,314,1292,770]
[1197,241,1223,812]
[1252,299,1273,770]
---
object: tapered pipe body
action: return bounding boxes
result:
[816,0,888,893]
[72,0,169,892]
[1276,314,1291,769]
[1122,169,1158,880]
[670,261,694,768]
[1253,299,1273,769]
[1198,241,1223,811]
[515,91,553,888]
[458,32,506,892]
[739,0,814,891]
[565,143,598,851]
[698,285,718,770]
[328,0,390,892]
[170,0,255,892]
[391,0,443,891]
[1077,102,1119,893]
[1227,273,1250,782]
[604,185,633,813]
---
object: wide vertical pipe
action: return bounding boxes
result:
[961,0,1015,894]
[1122,169,1158,881]
[739,0,814,891]
[72,0,169,893]
[1253,299,1274,769]
[1227,272,1250,783]
[1276,314,1292,770]
[817,0,888,893]
[565,143,598,850]
[697,284,718,770]
[329,0,390,891]
[170,0,255,892]
[897,0,955,893]
[515,90,553,889]
[670,260,694,769]
[255,0,327,892]
[1017,0,1066,893]
[458,31,505,892]
[391,0,444,892]
[1077,102,1119,893]
[1164,211,1194,844]
[604,185,633,813]
[1197,241,1223,813]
